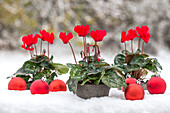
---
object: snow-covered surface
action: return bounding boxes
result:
[0,50,170,113]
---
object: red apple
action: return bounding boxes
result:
[49,79,67,92]
[30,79,49,94]
[125,84,145,100]
[147,77,166,94]
[8,77,27,90]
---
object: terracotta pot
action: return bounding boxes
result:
[76,83,110,99]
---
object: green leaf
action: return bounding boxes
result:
[130,55,145,66]
[33,72,43,81]
[153,58,163,70]
[51,72,58,78]
[14,67,26,75]
[114,54,126,65]
[81,76,99,85]
[135,49,141,54]
[95,62,110,67]
[26,83,32,90]
[102,69,127,88]
[68,77,78,94]
[43,69,51,77]
[40,61,50,67]
[152,65,158,73]
[113,65,126,72]
[95,69,105,85]
[24,61,40,74]
[79,60,87,67]
[143,63,153,71]
[16,75,30,83]
[101,66,114,70]
[29,55,48,63]
[69,66,86,81]
[142,54,149,58]
[51,63,69,74]
[50,55,54,61]
[122,50,131,55]
[66,63,77,68]
[125,65,140,73]
[46,77,53,84]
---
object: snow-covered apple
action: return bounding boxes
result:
[30,79,49,94]
[125,84,145,100]
[8,77,27,90]
[49,79,67,92]
[147,77,166,94]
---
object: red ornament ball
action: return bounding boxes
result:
[147,77,166,94]
[125,84,145,100]
[30,79,49,94]
[8,77,27,90]
[49,79,67,92]
[122,77,137,92]
[125,77,137,85]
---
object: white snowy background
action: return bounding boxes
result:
[0,49,170,113]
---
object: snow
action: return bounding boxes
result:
[0,50,170,113]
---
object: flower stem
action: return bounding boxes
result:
[87,43,90,64]
[68,42,77,65]
[142,41,145,54]
[40,40,42,55]
[131,40,133,53]
[125,43,127,58]
[34,45,37,57]
[83,37,87,62]
[94,42,97,62]
[30,51,33,59]
[138,38,141,50]
[48,43,49,62]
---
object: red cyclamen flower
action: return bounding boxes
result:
[59,32,73,44]
[39,29,55,44]
[127,29,138,40]
[21,34,38,51]
[90,30,107,42]
[121,31,128,43]
[136,26,151,43]
[74,25,90,37]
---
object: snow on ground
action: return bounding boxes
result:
[0,50,170,113]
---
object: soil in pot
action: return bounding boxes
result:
[76,82,110,99]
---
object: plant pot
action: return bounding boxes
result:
[76,83,110,99]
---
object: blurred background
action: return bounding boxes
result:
[0,0,170,58]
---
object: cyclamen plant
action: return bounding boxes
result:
[114,26,162,81]
[59,25,127,94]
[11,30,69,89]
